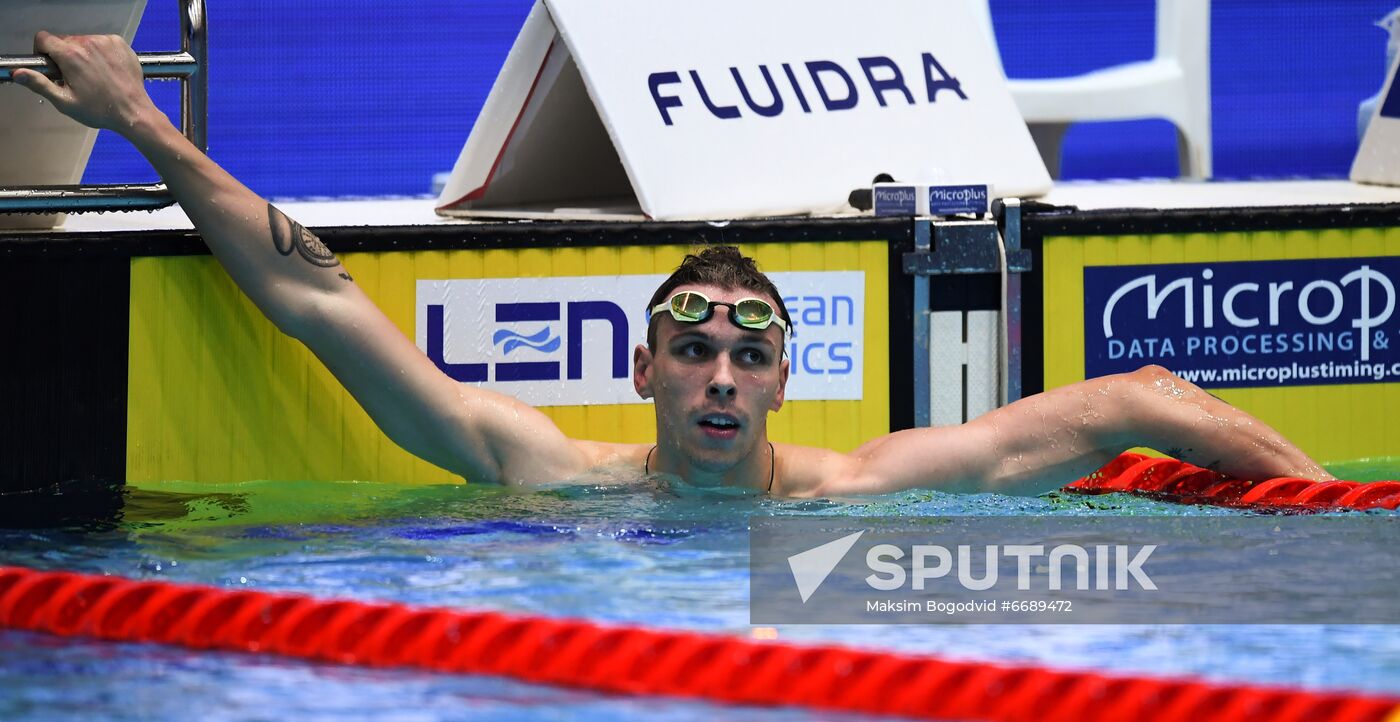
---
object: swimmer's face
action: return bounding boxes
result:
[634,284,790,474]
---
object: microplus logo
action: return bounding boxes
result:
[873,186,916,205]
[927,184,988,215]
[1100,266,1394,359]
[928,187,986,204]
[1084,257,1400,388]
[873,185,918,216]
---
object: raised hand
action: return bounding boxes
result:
[12,31,158,134]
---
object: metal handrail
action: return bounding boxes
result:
[0,0,206,213]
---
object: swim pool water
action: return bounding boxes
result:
[2,471,1398,722]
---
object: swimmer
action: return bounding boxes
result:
[14,33,1335,495]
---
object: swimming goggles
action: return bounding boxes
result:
[648,290,790,339]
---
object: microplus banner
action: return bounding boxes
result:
[416,272,865,405]
[1084,257,1400,389]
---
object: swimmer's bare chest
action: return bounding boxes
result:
[554,440,849,496]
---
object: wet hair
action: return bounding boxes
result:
[645,245,792,350]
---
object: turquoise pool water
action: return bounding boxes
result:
[1,475,1398,721]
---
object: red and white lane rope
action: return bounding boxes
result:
[1,566,1396,722]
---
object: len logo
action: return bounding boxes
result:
[427,300,631,383]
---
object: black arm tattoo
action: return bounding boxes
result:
[268,203,341,269]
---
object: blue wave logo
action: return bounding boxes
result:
[492,326,560,355]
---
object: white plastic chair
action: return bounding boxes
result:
[974,0,1212,179]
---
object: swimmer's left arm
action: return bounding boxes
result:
[814,365,1332,497]
[11,33,600,486]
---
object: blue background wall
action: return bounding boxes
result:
[83,1,1399,199]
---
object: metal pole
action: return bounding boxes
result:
[181,0,208,154]
[0,52,198,82]
[1002,198,1024,404]
[0,0,208,213]
[912,219,932,427]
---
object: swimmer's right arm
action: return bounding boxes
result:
[818,364,1331,497]
[14,33,594,484]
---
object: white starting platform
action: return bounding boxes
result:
[26,179,1400,235]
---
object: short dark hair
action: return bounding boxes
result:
[646,245,791,350]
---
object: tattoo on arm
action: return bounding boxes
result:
[268,203,341,269]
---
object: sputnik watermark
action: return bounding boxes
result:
[750,517,1400,624]
[787,530,865,602]
[863,543,1156,592]
[789,538,1154,602]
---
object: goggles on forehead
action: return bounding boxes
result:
[647,290,790,339]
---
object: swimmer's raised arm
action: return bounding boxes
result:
[811,365,1333,497]
[15,33,596,484]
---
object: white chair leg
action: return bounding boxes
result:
[1172,109,1212,179]
[1027,123,1071,179]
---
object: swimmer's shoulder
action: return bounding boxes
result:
[571,439,651,476]
[770,442,860,498]
[468,439,647,486]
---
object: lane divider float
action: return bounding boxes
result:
[1064,453,1400,512]
[1,565,1397,722]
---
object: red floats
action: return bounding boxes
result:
[1065,453,1400,512]
[1,565,1397,722]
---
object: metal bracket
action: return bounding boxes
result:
[0,0,207,212]
[901,221,1032,276]
[908,213,1030,428]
